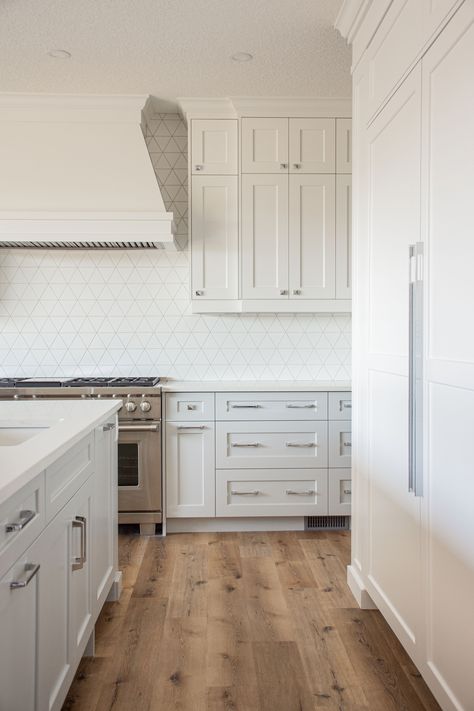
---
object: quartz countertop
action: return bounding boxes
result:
[160,380,351,393]
[0,399,121,505]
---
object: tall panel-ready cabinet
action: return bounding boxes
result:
[338,1,474,710]
[185,103,352,312]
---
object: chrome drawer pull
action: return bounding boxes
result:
[10,563,40,589]
[231,442,260,447]
[230,490,261,496]
[343,441,352,447]
[286,403,315,409]
[341,402,352,409]
[102,422,116,432]
[343,489,352,495]
[177,425,206,430]
[231,404,261,408]
[72,515,86,571]
[285,442,316,448]
[6,509,36,533]
[285,489,315,496]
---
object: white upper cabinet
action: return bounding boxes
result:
[289,174,336,299]
[241,174,289,299]
[336,174,352,299]
[241,118,289,173]
[191,175,238,300]
[191,119,238,174]
[289,118,336,173]
[336,118,352,173]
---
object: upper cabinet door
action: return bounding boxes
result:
[191,119,238,174]
[191,175,239,300]
[241,118,289,173]
[289,174,336,299]
[289,118,336,173]
[336,119,352,173]
[241,174,289,299]
[336,174,352,299]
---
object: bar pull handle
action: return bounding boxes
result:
[10,563,40,589]
[177,425,206,430]
[230,490,261,496]
[6,509,36,533]
[231,404,261,409]
[408,242,424,497]
[286,403,315,409]
[285,489,315,496]
[231,442,260,447]
[72,516,86,571]
[285,442,316,448]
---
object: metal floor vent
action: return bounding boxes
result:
[0,241,163,250]
[305,515,350,530]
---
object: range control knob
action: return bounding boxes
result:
[140,400,152,413]
[125,400,137,413]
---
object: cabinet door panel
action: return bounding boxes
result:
[336,175,352,299]
[336,118,352,173]
[92,423,116,613]
[241,118,288,173]
[289,174,335,299]
[191,175,238,300]
[289,118,335,173]
[166,422,215,517]
[191,119,238,174]
[242,174,289,299]
[328,469,352,516]
[68,478,93,662]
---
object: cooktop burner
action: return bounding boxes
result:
[0,376,161,388]
[64,377,115,387]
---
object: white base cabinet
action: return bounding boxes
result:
[0,416,119,711]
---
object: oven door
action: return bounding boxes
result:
[117,422,162,513]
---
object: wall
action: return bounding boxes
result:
[0,113,351,381]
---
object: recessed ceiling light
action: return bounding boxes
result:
[231,52,253,63]
[47,49,72,59]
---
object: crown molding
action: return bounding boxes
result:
[0,93,149,123]
[177,97,237,121]
[176,96,351,120]
[334,0,373,43]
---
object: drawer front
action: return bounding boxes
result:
[328,469,352,515]
[166,392,215,422]
[216,392,328,421]
[328,391,352,420]
[45,433,94,522]
[216,421,328,469]
[0,474,44,578]
[216,469,328,517]
[329,421,352,468]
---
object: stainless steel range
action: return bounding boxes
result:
[0,377,162,534]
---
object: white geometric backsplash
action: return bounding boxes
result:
[0,113,351,381]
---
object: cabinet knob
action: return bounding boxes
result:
[293,163,301,169]
[280,289,288,295]
[195,164,204,171]
[293,289,302,295]
[195,289,204,296]
[280,163,288,169]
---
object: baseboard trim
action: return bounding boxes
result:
[166,517,306,533]
[347,564,378,609]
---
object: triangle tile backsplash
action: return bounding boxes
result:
[0,113,351,381]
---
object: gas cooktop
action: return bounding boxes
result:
[0,376,161,388]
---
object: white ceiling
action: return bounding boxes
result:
[0,0,351,106]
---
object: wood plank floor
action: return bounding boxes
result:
[63,530,440,711]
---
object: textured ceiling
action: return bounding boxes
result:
[0,0,351,104]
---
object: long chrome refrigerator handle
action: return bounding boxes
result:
[408,243,424,497]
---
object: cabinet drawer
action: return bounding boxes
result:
[328,391,352,420]
[166,392,215,421]
[216,469,328,517]
[216,421,328,469]
[216,392,327,420]
[328,469,352,515]
[45,433,94,521]
[329,421,352,468]
[0,474,44,578]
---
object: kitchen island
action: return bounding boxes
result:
[0,399,121,711]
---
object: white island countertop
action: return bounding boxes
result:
[0,399,121,505]
[160,380,351,393]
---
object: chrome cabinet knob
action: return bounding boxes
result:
[293,163,301,169]
[140,401,152,413]
[195,164,204,171]
[280,163,288,169]
[125,401,137,413]
[293,289,302,295]
[195,289,204,296]
[280,289,288,295]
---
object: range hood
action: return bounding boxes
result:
[0,94,175,248]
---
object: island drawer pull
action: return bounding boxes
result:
[72,515,86,571]
[102,422,116,432]
[231,404,261,409]
[285,442,316,448]
[231,442,261,447]
[285,489,316,496]
[343,441,352,447]
[10,563,40,589]
[230,490,261,496]
[6,509,36,533]
[286,403,315,409]
[343,489,352,495]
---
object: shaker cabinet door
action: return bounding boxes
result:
[191,119,238,174]
[166,422,215,517]
[241,118,289,173]
[289,118,335,173]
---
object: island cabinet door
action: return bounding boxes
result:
[0,553,40,711]
[166,422,215,517]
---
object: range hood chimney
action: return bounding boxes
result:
[0,94,175,248]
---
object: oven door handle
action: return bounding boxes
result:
[118,423,160,432]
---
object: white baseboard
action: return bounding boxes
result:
[347,564,378,609]
[166,517,306,533]
[107,570,123,602]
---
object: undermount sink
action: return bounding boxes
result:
[0,427,49,446]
